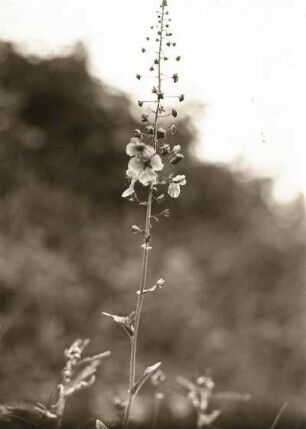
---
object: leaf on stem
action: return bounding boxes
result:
[198,409,221,427]
[136,278,166,295]
[131,224,144,234]
[130,362,162,396]
[95,419,109,429]
[102,312,135,338]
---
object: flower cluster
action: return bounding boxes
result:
[121,0,186,204]
[126,138,164,186]
[178,375,221,428]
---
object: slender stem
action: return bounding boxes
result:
[269,402,289,429]
[123,188,153,429]
[122,3,166,429]
[151,389,161,429]
[54,385,66,429]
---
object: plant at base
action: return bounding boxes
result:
[102,1,186,428]
[52,339,110,429]
[178,375,251,428]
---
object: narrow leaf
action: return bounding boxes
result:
[95,419,109,429]
[102,312,134,338]
[130,362,162,396]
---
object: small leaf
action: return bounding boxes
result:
[198,410,221,427]
[156,194,165,204]
[131,225,143,234]
[130,362,162,396]
[137,278,166,295]
[102,312,134,338]
[159,208,170,218]
[95,419,109,429]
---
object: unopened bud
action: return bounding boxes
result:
[161,144,171,155]
[157,128,166,139]
[146,125,154,135]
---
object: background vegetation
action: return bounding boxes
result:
[0,41,305,428]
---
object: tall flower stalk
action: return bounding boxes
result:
[103,1,185,428]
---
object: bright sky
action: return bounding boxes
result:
[0,0,305,202]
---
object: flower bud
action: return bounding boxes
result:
[157,128,166,139]
[170,125,177,135]
[146,125,154,135]
[170,153,184,164]
[161,144,171,155]
[172,73,179,83]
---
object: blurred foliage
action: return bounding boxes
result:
[0,41,305,428]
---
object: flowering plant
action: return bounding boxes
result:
[103,1,186,428]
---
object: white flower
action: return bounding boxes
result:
[127,155,163,186]
[126,137,155,159]
[168,174,187,198]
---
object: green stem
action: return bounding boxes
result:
[122,3,166,428]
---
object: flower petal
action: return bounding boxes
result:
[142,144,156,160]
[172,145,181,154]
[126,143,138,157]
[128,157,145,175]
[150,154,164,171]
[173,174,186,185]
[121,185,135,198]
[168,183,180,198]
[139,168,158,185]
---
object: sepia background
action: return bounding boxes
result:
[0,1,305,428]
